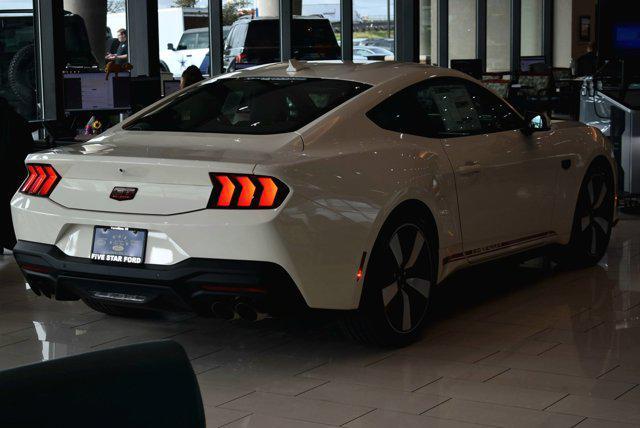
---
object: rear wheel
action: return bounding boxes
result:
[83,299,158,318]
[342,210,436,347]
[556,162,614,267]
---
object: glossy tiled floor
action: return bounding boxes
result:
[2,217,640,427]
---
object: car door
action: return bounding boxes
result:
[430,78,559,260]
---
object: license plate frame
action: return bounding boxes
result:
[91,226,147,265]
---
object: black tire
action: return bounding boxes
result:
[342,208,436,347]
[8,44,37,108]
[555,161,615,268]
[83,299,158,318]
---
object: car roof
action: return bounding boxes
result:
[232,15,329,25]
[220,61,466,86]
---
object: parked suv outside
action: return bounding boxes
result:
[223,15,340,72]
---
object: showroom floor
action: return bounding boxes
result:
[1,218,640,427]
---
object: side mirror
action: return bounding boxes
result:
[522,111,551,135]
[167,43,174,50]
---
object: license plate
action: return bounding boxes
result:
[91,226,147,265]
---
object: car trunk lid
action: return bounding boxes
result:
[31,130,301,215]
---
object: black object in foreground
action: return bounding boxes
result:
[0,340,205,428]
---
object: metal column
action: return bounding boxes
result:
[511,0,521,74]
[542,0,553,66]
[341,0,353,60]
[395,0,420,62]
[208,0,224,75]
[279,0,292,60]
[125,0,159,77]
[477,0,487,71]
[438,0,449,67]
[33,0,64,122]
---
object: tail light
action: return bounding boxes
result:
[235,53,248,64]
[208,174,289,209]
[20,164,61,197]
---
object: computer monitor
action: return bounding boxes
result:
[63,72,131,111]
[520,56,546,72]
[450,59,483,80]
[163,80,181,97]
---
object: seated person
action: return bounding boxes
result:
[181,65,204,90]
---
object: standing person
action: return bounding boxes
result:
[575,42,597,77]
[180,65,204,90]
[105,29,128,64]
[0,97,34,252]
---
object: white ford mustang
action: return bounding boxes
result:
[11,61,617,346]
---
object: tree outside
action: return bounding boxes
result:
[172,0,198,7]
[222,0,251,26]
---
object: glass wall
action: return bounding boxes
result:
[419,0,438,65]
[354,0,395,60]
[486,0,511,72]
[298,0,341,61]
[521,0,543,57]
[448,0,476,64]
[0,1,38,120]
[153,0,210,78]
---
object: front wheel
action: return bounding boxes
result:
[556,162,614,268]
[342,210,436,347]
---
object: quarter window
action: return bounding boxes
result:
[367,77,522,138]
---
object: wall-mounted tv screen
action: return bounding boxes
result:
[615,25,640,51]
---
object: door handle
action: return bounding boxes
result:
[458,162,481,175]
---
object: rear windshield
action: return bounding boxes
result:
[245,20,338,49]
[124,77,370,134]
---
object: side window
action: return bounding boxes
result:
[178,33,197,49]
[367,78,483,138]
[196,32,209,49]
[366,82,442,137]
[464,82,524,133]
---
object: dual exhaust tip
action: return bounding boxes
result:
[211,300,264,322]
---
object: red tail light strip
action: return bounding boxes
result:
[209,174,289,209]
[215,175,236,207]
[236,176,256,207]
[20,164,61,197]
[20,165,38,193]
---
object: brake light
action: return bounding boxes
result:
[235,53,248,64]
[209,174,289,209]
[20,164,61,197]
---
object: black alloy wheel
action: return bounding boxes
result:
[343,209,435,347]
[558,162,614,267]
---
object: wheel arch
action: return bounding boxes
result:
[353,197,440,309]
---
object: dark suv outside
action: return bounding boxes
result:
[223,15,340,72]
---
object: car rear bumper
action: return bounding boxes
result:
[13,241,307,314]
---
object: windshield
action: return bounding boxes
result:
[124,77,370,135]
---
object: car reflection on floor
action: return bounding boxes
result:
[1,216,639,426]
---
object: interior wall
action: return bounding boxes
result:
[572,0,597,59]
[553,0,572,67]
